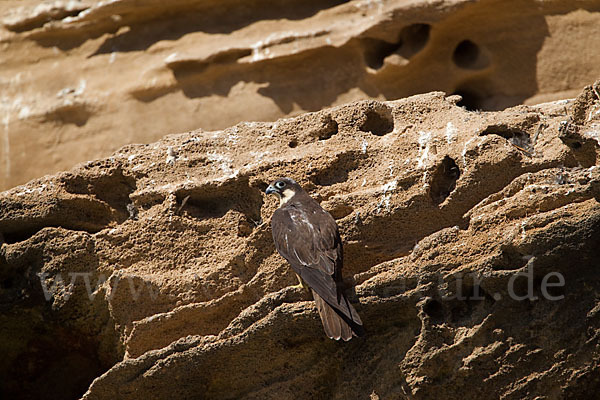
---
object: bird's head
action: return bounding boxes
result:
[265,177,301,206]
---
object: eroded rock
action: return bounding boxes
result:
[1,0,600,190]
[1,81,599,399]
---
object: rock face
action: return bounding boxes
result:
[1,80,600,399]
[2,0,600,190]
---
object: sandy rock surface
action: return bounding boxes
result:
[1,0,600,190]
[1,80,600,399]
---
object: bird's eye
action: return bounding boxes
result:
[275,181,285,189]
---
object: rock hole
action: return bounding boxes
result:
[1,196,127,245]
[62,167,138,220]
[429,156,460,205]
[288,139,298,148]
[2,230,40,245]
[176,179,263,222]
[479,124,532,152]
[452,88,486,111]
[452,40,489,70]
[362,23,430,70]
[423,299,444,322]
[43,102,93,127]
[558,120,598,166]
[211,48,252,64]
[313,115,338,140]
[363,39,403,69]
[399,23,430,57]
[1,277,14,289]
[492,245,530,271]
[359,106,394,136]
[310,151,360,186]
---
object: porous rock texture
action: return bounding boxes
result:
[2,81,600,399]
[2,0,600,190]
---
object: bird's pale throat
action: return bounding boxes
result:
[279,189,296,206]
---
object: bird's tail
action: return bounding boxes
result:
[312,290,364,341]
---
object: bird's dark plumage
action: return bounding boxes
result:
[266,177,364,341]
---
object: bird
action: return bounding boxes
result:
[265,177,364,341]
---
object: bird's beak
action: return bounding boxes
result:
[265,185,277,195]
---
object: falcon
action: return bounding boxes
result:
[265,177,364,341]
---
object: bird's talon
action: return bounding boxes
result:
[291,283,310,292]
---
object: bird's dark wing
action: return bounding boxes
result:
[271,204,362,329]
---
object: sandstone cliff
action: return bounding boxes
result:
[2,0,600,190]
[1,79,600,399]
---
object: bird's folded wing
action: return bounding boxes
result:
[272,206,361,325]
